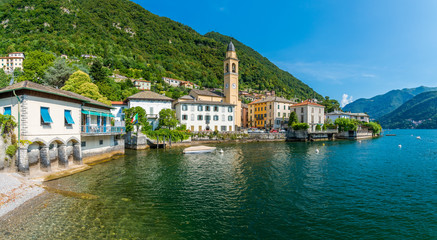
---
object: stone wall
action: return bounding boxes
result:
[82,138,125,164]
[0,135,17,172]
[191,131,286,141]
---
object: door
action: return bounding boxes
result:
[97,116,101,133]
[103,116,107,132]
[191,126,194,131]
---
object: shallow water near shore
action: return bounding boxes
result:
[1,129,437,239]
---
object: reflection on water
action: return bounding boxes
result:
[1,130,437,239]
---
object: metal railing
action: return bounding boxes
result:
[81,125,125,134]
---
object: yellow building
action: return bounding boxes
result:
[248,99,267,128]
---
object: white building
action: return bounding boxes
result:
[110,101,127,123]
[290,100,325,131]
[0,52,25,74]
[132,79,151,91]
[174,100,236,132]
[162,77,198,89]
[325,111,370,123]
[125,91,173,130]
[0,81,124,174]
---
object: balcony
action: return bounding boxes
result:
[81,125,125,136]
[147,114,159,119]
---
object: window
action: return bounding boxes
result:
[213,106,219,112]
[226,63,229,73]
[150,107,154,115]
[213,115,219,121]
[284,105,286,110]
[301,115,304,123]
[64,110,74,125]
[232,63,236,73]
[40,107,53,124]
[99,140,103,145]
[222,115,225,121]
[269,104,272,109]
[205,115,211,121]
[278,113,280,117]
[301,108,304,113]
[221,126,227,131]
[311,115,314,123]
[191,105,194,111]
[182,105,188,111]
[197,115,203,120]
[3,106,11,115]
[191,114,194,121]
[312,108,314,113]
[182,115,188,120]
[319,116,321,123]
[319,108,321,114]
[205,106,210,111]
[278,105,280,109]
[228,116,233,121]
[198,105,203,111]
[264,106,266,110]
[283,113,286,117]
[228,107,233,112]
[81,141,86,147]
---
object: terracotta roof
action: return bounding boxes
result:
[0,81,112,108]
[111,101,126,105]
[248,99,262,105]
[189,89,222,98]
[133,79,150,83]
[174,100,235,106]
[292,100,324,107]
[127,91,173,101]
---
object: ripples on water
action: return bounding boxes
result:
[1,130,437,239]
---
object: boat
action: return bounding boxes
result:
[385,134,396,136]
[183,145,217,154]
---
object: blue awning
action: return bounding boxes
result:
[3,107,11,116]
[41,107,53,123]
[64,110,74,124]
[81,110,114,117]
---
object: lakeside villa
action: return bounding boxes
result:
[0,81,124,174]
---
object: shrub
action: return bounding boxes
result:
[315,125,322,131]
[6,144,18,157]
[292,123,310,130]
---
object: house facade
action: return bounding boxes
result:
[162,77,198,89]
[174,101,236,132]
[110,101,127,123]
[290,100,325,131]
[0,81,124,174]
[132,79,151,91]
[125,91,173,130]
[248,96,295,129]
[326,111,370,123]
[0,52,25,74]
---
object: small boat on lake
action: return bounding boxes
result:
[385,134,396,136]
[183,145,217,154]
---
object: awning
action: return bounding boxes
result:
[41,107,53,123]
[64,110,74,124]
[81,110,114,117]
[3,107,11,116]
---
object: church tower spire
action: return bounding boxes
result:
[224,41,241,128]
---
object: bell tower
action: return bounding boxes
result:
[224,41,241,128]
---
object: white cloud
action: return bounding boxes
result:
[341,93,353,107]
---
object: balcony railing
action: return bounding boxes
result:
[147,114,159,119]
[81,125,125,135]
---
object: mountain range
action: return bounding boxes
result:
[379,91,437,129]
[0,0,322,100]
[343,86,437,120]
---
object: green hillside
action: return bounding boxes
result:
[0,0,322,100]
[343,86,437,119]
[379,91,437,129]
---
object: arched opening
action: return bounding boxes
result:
[225,63,229,73]
[66,137,82,165]
[232,63,236,73]
[29,138,49,172]
[48,138,68,168]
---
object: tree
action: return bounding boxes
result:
[18,51,55,83]
[42,57,74,88]
[123,106,150,134]
[0,69,11,88]
[288,111,298,127]
[90,60,107,83]
[320,96,341,113]
[158,109,178,129]
[61,71,111,105]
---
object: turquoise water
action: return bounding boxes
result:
[1,129,437,239]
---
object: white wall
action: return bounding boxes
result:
[110,104,126,122]
[176,103,235,131]
[128,99,172,130]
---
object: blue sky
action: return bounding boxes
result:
[132,0,437,106]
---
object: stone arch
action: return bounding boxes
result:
[29,138,50,172]
[66,137,82,165]
[232,63,236,73]
[48,138,68,168]
[225,63,229,73]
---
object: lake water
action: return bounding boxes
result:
[1,129,436,239]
